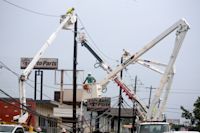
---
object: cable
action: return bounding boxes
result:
[87,101,119,131]
[0,61,59,91]
[28,79,59,90]
[0,99,74,132]
[0,60,58,100]
[81,98,119,124]
[2,0,60,18]
[0,61,20,77]
[0,88,75,132]
[123,98,133,108]
[76,14,119,63]
[0,60,121,121]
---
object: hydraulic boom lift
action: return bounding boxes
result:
[79,34,148,120]
[99,18,189,121]
[79,18,189,121]
[14,9,76,123]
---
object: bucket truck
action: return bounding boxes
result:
[123,19,190,132]
[14,8,76,123]
[78,33,148,121]
[79,18,189,124]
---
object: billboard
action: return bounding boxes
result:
[87,97,111,111]
[20,57,58,69]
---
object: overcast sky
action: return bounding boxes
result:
[0,0,200,120]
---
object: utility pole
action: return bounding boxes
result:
[147,86,156,108]
[72,18,78,133]
[60,70,64,104]
[131,76,137,133]
[117,56,123,133]
[90,112,93,133]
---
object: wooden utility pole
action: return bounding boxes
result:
[60,70,64,104]
[72,18,78,133]
[117,56,123,133]
[131,76,137,133]
[146,86,156,108]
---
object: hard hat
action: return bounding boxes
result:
[88,73,91,76]
[62,128,66,132]
[88,72,92,75]
[36,127,42,132]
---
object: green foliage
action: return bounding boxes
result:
[181,97,200,131]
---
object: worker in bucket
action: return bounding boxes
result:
[66,7,75,14]
[83,73,96,92]
[83,73,96,84]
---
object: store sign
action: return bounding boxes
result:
[87,97,111,111]
[20,57,58,69]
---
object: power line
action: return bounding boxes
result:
[76,14,119,63]
[0,61,20,77]
[0,60,58,100]
[2,0,60,18]
[0,88,81,132]
[136,89,200,95]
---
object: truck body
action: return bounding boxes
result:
[137,122,170,133]
[0,124,25,133]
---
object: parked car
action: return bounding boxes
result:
[164,131,200,133]
[0,124,25,133]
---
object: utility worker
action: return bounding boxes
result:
[83,73,96,84]
[83,73,96,92]
[66,7,75,15]
[29,125,34,132]
[60,7,75,27]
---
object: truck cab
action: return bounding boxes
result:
[0,124,25,133]
[137,122,170,133]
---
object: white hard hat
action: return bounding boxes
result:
[36,127,42,132]
[62,128,66,132]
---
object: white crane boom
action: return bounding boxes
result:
[99,18,189,121]
[79,35,147,120]
[80,18,189,121]
[136,59,167,74]
[99,19,189,87]
[147,19,189,120]
[15,9,76,123]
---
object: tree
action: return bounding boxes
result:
[181,96,200,131]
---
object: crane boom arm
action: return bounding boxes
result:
[99,19,189,87]
[80,40,112,73]
[79,18,189,121]
[21,14,75,80]
[16,10,76,123]
[79,35,147,120]
[147,20,189,120]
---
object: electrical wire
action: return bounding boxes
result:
[0,60,58,100]
[2,0,60,18]
[0,61,20,77]
[0,88,81,132]
[0,89,71,125]
[123,98,133,108]
[76,14,119,63]
[0,60,128,123]
[87,100,119,131]
[81,98,119,124]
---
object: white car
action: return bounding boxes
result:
[164,131,200,133]
[0,124,25,133]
